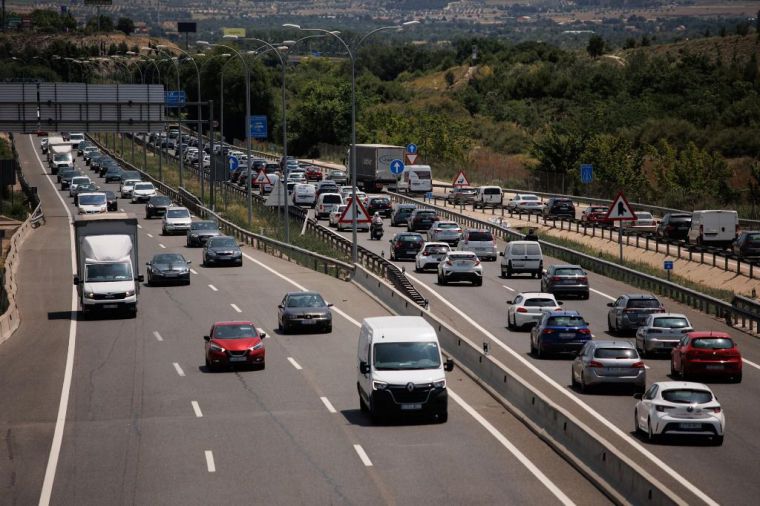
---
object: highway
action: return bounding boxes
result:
[328,206,760,504]
[0,135,608,505]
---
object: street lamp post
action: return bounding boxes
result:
[139,48,168,180]
[283,21,419,264]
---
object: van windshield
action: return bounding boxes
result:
[414,171,431,179]
[323,195,342,204]
[85,262,132,282]
[373,342,441,370]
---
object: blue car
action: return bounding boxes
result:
[530,310,592,358]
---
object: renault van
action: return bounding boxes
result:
[357,316,453,423]
[687,210,738,247]
[474,186,503,209]
[500,240,543,278]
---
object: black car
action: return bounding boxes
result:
[389,232,425,261]
[277,291,333,334]
[89,153,107,170]
[656,213,692,240]
[541,264,590,299]
[407,209,439,232]
[145,195,173,219]
[103,166,123,183]
[543,197,576,219]
[202,236,243,266]
[367,196,392,218]
[98,160,119,177]
[105,191,118,211]
[391,203,416,226]
[733,230,760,259]
[59,169,82,189]
[187,220,222,247]
[146,253,191,285]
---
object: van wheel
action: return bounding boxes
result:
[506,263,513,278]
[501,267,507,278]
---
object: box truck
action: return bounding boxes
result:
[348,144,405,191]
[73,213,143,317]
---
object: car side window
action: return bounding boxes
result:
[614,297,624,307]
[644,384,658,400]
[514,295,522,305]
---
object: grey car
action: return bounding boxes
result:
[277,291,333,334]
[187,220,222,247]
[540,264,589,299]
[146,253,191,286]
[635,313,693,357]
[571,340,646,393]
[202,236,243,267]
[607,294,664,335]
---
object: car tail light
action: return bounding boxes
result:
[474,260,481,266]
[588,360,604,368]
[709,407,721,413]
[444,260,452,266]
[422,251,430,256]
[542,328,555,334]
[578,328,591,335]
[516,307,528,313]
[552,276,561,281]
[577,277,587,283]
[631,361,645,369]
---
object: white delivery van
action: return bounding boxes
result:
[474,186,503,209]
[357,316,454,423]
[68,133,85,147]
[500,240,543,278]
[392,164,433,194]
[292,183,317,207]
[49,144,74,174]
[316,193,344,219]
[687,210,739,247]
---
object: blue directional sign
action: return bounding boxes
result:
[389,159,405,175]
[228,155,239,173]
[406,143,418,155]
[580,163,593,184]
[164,90,186,107]
[249,115,267,139]
[664,260,674,270]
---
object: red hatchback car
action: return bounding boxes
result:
[671,331,742,383]
[204,321,266,371]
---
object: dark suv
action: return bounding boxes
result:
[541,264,589,299]
[367,196,392,218]
[391,204,416,226]
[732,231,760,259]
[606,294,664,334]
[407,209,439,231]
[543,197,576,219]
[145,195,173,219]
[656,213,692,240]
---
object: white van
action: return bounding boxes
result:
[500,240,543,278]
[357,316,453,423]
[687,210,739,247]
[316,192,344,219]
[292,183,317,207]
[474,186,503,209]
[392,164,433,194]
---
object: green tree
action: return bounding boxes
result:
[30,9,76,33]
[587,35,606,58]
[86,15,114,33]
[116,17,135,36]
[530,125,589,183]
[580,134,648,200]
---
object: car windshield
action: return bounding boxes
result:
[134,183,154,190]
[166,209,190,218]
[105,192,115,199]
[371,198,390,205]
[547,316,585,327]
[652,317,689,328]
[373,342,441,370]
[54,154,72,161]
[425,245,449,254]
[523,298,557,307]
[417,211,436,217]
[746,233,760,243]
[210,238,237,248]
[399,235,422,243]
[85,262,132,282]
[590,207,607,213]
[214,324,257,339]
[692,338,734,349]
[467,231,493,241]
[323,195,342,204]
[661,389,713,404]
[637,212,653,220]
[554,268,584,276]
[152,254,185,264]
[627,299,661,309]
[437,222,458,229]
[192,222,218,230]
[521,195,540,201]
[594,348,637,359]
[151,197,171,205]
[397,208,415,215]
[286,294,326,308]
[72,178,89,184]
[450,254,477,261]
[78,194,105,205]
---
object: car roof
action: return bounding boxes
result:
[509,240,539,246]
[586,340,635,349]
[686,331,731,338]
[552,264,583,269]
[648,313,687,318]
[653,381,712,391]
[517,292,557,298]
[422,242,450,247]
[213,321,254,326]
[363,316,436,342]
[546,310,582,317]
[621,294,658,299]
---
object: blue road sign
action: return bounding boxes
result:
[580,163,593,184]
[406,143,418,155]
[250,115,267,139]
[390,159,405,175]
[664,260,674,270]
[228,155,239,172]
[164,90,186,107]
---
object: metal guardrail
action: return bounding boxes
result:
[385,190,760,333]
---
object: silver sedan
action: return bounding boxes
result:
[571,340,646,393]
[635,313,693,357]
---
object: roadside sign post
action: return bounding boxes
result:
[405,143,418,165]
[664,260,674,282]
[227,155,239,173]
[580,163,593,185]
[604,192,637,263]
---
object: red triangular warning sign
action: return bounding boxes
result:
[254,169,271,185]
[339,197,372,224]
[604,192,637,221]
[452,171,470,187]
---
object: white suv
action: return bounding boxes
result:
[131,182,157,203]
[120,179,141,198]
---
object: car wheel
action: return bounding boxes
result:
[506,263,512,278]
[529,336,536,355]
[324,324,332,333]
[536,339,544,358]
[634,410,642,435]
[571,370,578,389]
[647,417,657,442]
[415,264,421,273]
[359,391,368,413]
[507,314,515,331]
[733,372,742,383]
[579,373,587,393]
[501,267,507,278]
[670,360,678,378]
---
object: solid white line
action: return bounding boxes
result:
[449,389,574,505]
[405,272,717,506]
[173,362,186,377]
[230,303,242,313]
[743,358,760,371]
[320,396,337,413]
[191,401,203,418]
[159,243,166,249]
[190,268,198,275]
[119,208,125,212]
[353,444,373,467]
[152,331,164,342]
[590,288,615,301]
[502,284,515,292]
[208,284,218,292]
[35,137,78,506]
[204,450,216,473]
[146,233,154,238]
[287,357,303,370]
[137,224,142,229]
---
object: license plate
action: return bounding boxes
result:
[103,304,118,309]
[680,423,701,429]
[605,368,626,374]
[560,332,576,338]
[229,356,247,362]
[302,319,316,325]
[706,364,724,370]
[407,250,417,255]
[513,262,524,267]
[400,403,422,410]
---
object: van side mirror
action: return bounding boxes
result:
[499,251,504,256]
[606,302,614,307]
[73,275,80,286]
[506,300,513,304]
[633,393,643,400]
[557,301,564,305]
[203,335,210,341]
[360,361,370,374]
[259,331,267,339]
[444,358,454,372]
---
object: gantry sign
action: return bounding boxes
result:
[0,83,165,133]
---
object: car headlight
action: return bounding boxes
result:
[207,250,217,256]
[86,292,95,298]
[372,380,388,391]
[125,289,135,297]
[248,342,264,351]
[233,251,242,256]
[209,343,225,353]
[433,379,447,389]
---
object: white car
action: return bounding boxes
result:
[427,221,463,245]
[120,179,141,198]
[292,183,316,207]
[131,182,157,203]
[69,176,92,197]
[76,192,108,214]
[507,193,543,213]
[329,205,347,227]
[623,211,658,234]
[437,251,483,286]
[634,381,724,445]
[162,207,193,235]
[415,242,451,272]
[507,292,562,330]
